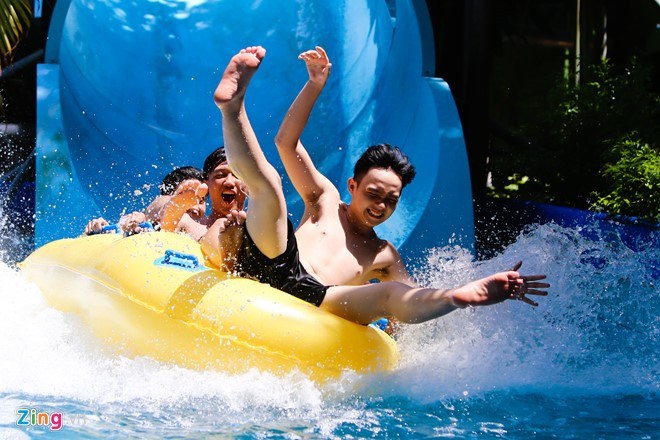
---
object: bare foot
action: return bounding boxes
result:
[451,269,549,308]
[214,46,266,111]
[170,180,208,210]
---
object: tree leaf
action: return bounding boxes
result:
[0,0,32,57]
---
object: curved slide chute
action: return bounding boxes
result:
[36,0,473,259]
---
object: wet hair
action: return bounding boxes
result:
[203,146,227,180]
[159,166,204,195]
[353,143,416,188]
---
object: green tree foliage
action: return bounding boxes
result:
[594,137,660,222]
[490,58,660,221]
[0,0,31,58]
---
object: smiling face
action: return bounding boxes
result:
[206,161,248,217]
[347,167,402,229]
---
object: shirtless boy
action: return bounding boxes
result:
[213,46,549,325]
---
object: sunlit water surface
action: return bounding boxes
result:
[0,207,658,439]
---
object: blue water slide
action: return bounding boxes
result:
[36,0,474,258]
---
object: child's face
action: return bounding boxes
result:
[206,162,248,215]
[348,167,402,228]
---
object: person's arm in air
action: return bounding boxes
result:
[274,46,337,203]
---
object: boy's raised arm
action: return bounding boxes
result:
[274,46,337,202]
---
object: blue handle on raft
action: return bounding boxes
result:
[369,318,389,332]
[139,221,154,230]
[154,249,205,272]
[100,224,121,234]
[91,222,154,235]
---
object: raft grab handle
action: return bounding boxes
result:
[154,249,206,272]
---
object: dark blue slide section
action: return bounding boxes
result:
[36,0,474,258]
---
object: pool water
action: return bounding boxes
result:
[0,220,657,439]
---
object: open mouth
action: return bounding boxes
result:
[367,208,384,219]
[222,192,237,204]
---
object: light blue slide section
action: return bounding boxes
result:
[36,0,474,259]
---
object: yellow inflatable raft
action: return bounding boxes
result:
[20,232,398,381]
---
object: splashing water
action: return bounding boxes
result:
[0,215,658,438]
[400,223,658,399]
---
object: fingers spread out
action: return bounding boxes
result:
[508,271,551,307]
[522,275,550,297]
[174,179,202,196]
[520,296,539,307]
[525,283,550,297]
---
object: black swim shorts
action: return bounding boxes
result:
[235,219,328,306]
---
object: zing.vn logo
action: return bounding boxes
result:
[16,408,63,431]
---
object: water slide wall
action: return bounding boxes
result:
[36,0,474,260]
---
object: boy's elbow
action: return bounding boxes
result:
[274,132,295,151]
[274,133,286,150]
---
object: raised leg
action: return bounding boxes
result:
[214,46,288,258]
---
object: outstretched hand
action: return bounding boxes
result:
[299,46,331,86]
[506,261,549,306]
[451,261,549,308]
